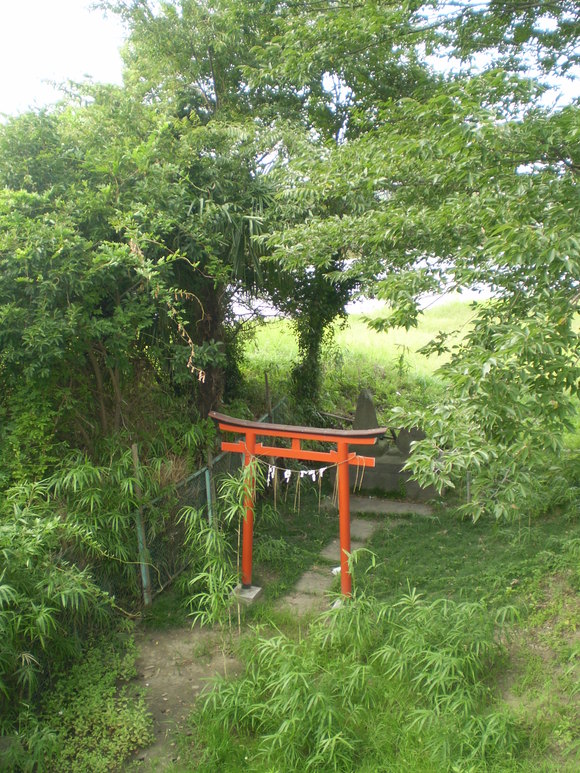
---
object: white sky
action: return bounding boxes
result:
[0,1,126,118]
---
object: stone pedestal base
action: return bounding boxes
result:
[232,584,263,604]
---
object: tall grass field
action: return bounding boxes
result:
[241,298,476,421]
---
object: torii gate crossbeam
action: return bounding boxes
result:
[209,411,386,597]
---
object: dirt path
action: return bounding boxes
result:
[130,626,241,770]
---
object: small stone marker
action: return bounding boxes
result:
[351,389,388,458]
[395,427,426,456]
[348,389,436,501]
[353,388,380,430]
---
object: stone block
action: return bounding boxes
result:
[232,585,263,604]
[293,571,333,595]
[349,518,380,540]
[353,388,379,430]
[395,427,426,456]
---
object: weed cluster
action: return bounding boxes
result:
[1,634,153,771]
[191,591,518,772]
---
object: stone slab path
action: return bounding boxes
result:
[350,495,435,517]
[282,497,434,615]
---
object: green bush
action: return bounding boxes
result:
[0,498,112,728]
[2,636,153,772]
[0,386,64,487]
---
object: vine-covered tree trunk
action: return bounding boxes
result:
[195,282,227,417]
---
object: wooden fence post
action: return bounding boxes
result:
[131,443,152,607]
[264,371,273,422]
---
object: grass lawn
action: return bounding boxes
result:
[334,298,476,377]
[356,508,579,606]
[246,297,474,376]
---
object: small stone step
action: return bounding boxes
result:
[293,570,334,595]
[283,591,328,615]
[320,538,365,562]
[320,538,341,561]
[350,496,434,517]
[350,517,381,541]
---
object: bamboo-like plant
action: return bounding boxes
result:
[196,590,521,771]
[0,497,112,737]
[180,461,266,658]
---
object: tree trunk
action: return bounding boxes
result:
[87,347,109,435]
[107,363,123,433]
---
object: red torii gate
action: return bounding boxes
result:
[209,411,386,597]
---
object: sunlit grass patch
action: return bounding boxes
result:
[240,299,474,421]
[335,298,476,377]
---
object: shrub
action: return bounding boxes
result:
[1,636,153,772]
[0,496,112,729]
